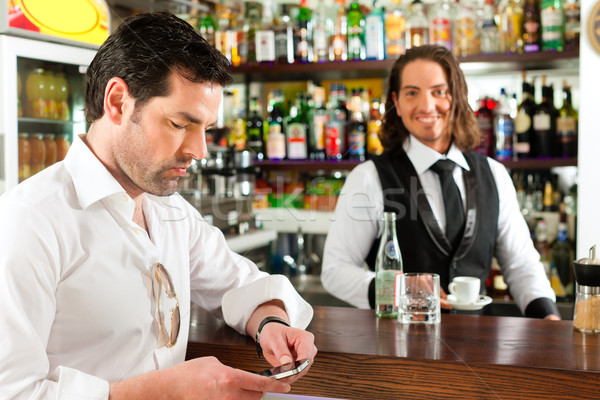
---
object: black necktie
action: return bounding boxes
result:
[430,159,465,249]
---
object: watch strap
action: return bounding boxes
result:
[255,316,290,358]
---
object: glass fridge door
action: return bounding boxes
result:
[0,34,96,193]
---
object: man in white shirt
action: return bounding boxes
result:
[0,12,316,400]
[321,45,561,320]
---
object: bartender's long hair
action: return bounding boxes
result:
[381,45,480,152]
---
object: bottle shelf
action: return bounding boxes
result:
[500,157,577,170]
[255,157,576,172]
[18,117,74,126]
[255,159,361,172]
[231,49,579,82]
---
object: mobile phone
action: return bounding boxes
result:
[255,359,310,380]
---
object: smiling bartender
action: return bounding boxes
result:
[0,12,316,400]
[321,45,560,320]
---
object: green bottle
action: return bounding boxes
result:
[294,0,313,63]
[347,2,365,61]
[198,14,216,47]
[286,93,309,159]
[540,0,565,51]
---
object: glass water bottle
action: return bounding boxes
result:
[375,212,404,318]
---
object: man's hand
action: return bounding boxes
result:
[256,323,317,383]
[109,356,291,400]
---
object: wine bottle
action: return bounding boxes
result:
[533,78,558,158]
[556,81,578,158]
[514,74,537,158]
[246,97,265,161]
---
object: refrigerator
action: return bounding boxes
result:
[0,0,108,194]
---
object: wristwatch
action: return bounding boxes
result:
[255,316,290,358]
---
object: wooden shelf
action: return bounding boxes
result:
[255,157,576,172]
[500,157,577,170]
[231,49,579,82]
[255,159,360,172]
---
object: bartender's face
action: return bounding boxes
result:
[392,59,452,153]
[115,72,221,197]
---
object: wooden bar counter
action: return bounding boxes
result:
[186,305,600,399]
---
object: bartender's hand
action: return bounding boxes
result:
[109,356,290,400]
[440,287,452,310]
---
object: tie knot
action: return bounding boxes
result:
[430,159,456,175]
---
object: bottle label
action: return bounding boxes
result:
[313,114,328,149]
[256,30,275,62]
[348,129,365,155]
[385,13,405,55]
[287,122,307,159]
[515,112,532,134]
[324,124,341,157]
[376,270,402,305]
[533,113,551,130]
[384,240,398,259]
[556,117,576,142]
[430,17,452,48]
[365,15,384,58]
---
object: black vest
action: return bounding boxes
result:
[366,147,499,295]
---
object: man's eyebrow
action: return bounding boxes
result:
[173,111,202,125]
[400,83,448,91]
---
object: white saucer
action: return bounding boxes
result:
[446,294,493,310]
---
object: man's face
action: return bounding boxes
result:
[113,73,222,197]
[392,59,452,153]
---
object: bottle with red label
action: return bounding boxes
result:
[429,0,453,50]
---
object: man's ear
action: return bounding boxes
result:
[391,91,401,118]
[103,77,130,125]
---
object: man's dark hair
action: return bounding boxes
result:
[84,12,233,123]
[381,45,480,152]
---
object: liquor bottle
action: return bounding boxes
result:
[375,212,404,318]
[347,2,366,61]
[494,88,515,161]
[365,0,386,60]
[406,0,429,49]
[564,0,580,50]
[228,90,246,150]
[499,0,524,53]
[522,0,541,52]
[244,2,262,64]
[542,179,556,211]
[267,90,287,160]
[429,0,453,50]
[552,202,575,299]
[331,0,348,61]
[246,97,266,161]
[480,0,501,54]
[533,77,557,158]
[367,97,384,156]
[312,0,331,63]
[475,97,496,157]
[325,83,344,159]
[453,0,478,56]
[535,219,552,278]
[540,0,564,51]
[310,86,328,160]
[274,4,295,64]
[256,0,276,64]
[286,93,310,159]
[233,6,246,66]
[514,74,537,158]
[384,0,406,58]
[347,89,367,161]
[556,81,578,158]
[198,13,216,47]
[294,0,314,63]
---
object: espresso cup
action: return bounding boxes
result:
[448,276,481,304]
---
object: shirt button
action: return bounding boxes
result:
[121,195,129,202]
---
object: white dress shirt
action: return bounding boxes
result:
[322,137,555,311]
[0,135,313,400]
